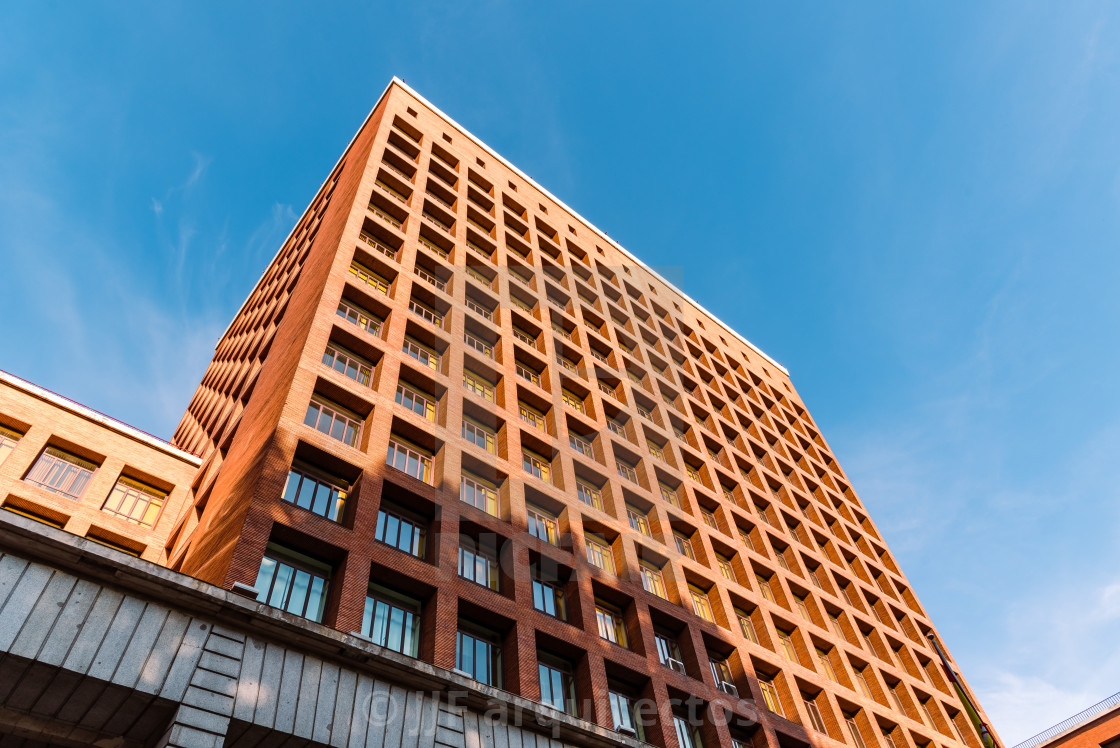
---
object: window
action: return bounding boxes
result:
[660,482,680,507]
[609,691,644,739]
[846,717,868,748]
[626,504,650,536]
[561,389,584,413]
[462,418,495,453]
[888,684,907,715]
[513,326,536,346]
[759,678,783,716]
[737,611,758,643]
[882,730,898,748]
[817,648,838,682]
[607,418,626,436]
[457,628,501,687]
[595,603,627,647]
[518,402,547,432]
[675,532,695,560]
[416,265,446,292]
[281,466,346,523]
[395,382,437,421]
[795,595,810,620]
[464,332,493,359]
[710,657,735,690]
[25,448,97,499]
[465,296,493,321]
[375,507,425,557]
[854,668,872,699]
[739,529,755,553]
[402,337,440,370]
[531,572,566,619]
[460,474,498,516]
[538,657,576,715]
[690,585,714,622]
[305,397,362,447]
[920,699,937,730]
[828,613,844,640]
[717,555,735,582]
[701,509,718,530]
[322,343,372,386]
[756,574,775,602]
[522,450,551,484]
[337,299,382,336]
[527,504,558,544]
[0,426,21,467]
[778,631,798,662]
[409,298,443,326]
[616,459,638,484]
[586,534,615,574]
[655,632,682,667]
[361,586,420,657]
[569,432,593,457]
[515,362,540,386]
[686,464,702,482]
[101,477,167,527]
[803,694,827,733]
[576,481,603,510]
[640,561,667,599]
[463,370,494,402]
[253,544,330,622]
[386,439,433,483]
[673,716,702,748]
[647,441,665,462]
[459,540,499,590]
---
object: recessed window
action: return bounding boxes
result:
[25,448,98,500]
[458,538,499,590]
[281,466,347,523]
[576,480,603,511]
[460,473,498,516]
[323,343,373,386]
[595,602,627,647]
[305,397,363,447]
[361,584,420,656]
[689,585,714,622]
[522,449,551,484]
[101,477,167,527]
[531,569,566,619]
[457,626,501,687]
[0,426,23,467]
[639,561,667,599]
[375,505,426,558]
[585,533,614,574]
[527,503,558,544]
[538,655,576,715]
[386,438,433,483]
[395,382,437,422]
[253,543,330,623]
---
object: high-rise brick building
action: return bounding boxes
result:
[0,78,997,748]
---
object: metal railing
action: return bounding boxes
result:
[1012,691,1120,748]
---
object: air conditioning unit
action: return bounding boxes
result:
[718,681,740,698]
[666,657,686,673]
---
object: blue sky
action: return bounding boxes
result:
[2,3,1118,742]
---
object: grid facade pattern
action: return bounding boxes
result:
[165,81,990,748]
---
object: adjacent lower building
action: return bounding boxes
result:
[0,78,998,748]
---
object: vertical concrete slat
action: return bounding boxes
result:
[233,636,267,722]
[62,588,125,673]
[86,597,148,681]
[0,562,54,651]
[112,604,172,688]
[135,610,192,696]
[36,577,101,667]
[314,661,341,744]
[330,667,358,748]
[8,571,75,658]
